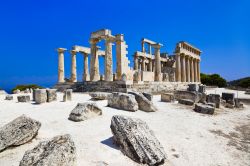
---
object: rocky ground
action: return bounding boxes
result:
[0,88,249,166]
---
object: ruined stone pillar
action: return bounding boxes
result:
[190,57,194,82]
[83,53,89,81]
[149,44,152,54]
[197,59,200,82]
[175,54,181,82]
[142,41,145,52]
[57,48,66,83]
[105,39,113,81]
[70,50,77,82]
[153,44,162,81]
[193,58,197,82]
[186,56,190,82]
[90,39,100,81]
[148,59,153,71]
[181,55,186,82]
[134,56,138,70]
[141,57,146,71]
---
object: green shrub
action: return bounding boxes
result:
[201,73,227,87]
[12,84,43,92]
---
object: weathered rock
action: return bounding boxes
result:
[222,93,235,102]
[128,92,157,112]
[19,134,76,166]
[108,92,138,112]
[5,95,13,100]
[234,99,244,108]
[13,89,21,94]
[207,102,216,108]
[174,90,203,103]
[69,102,102,122]
[17,95,30,102]
[0,115,41,152]
[187,84,199,92]
[46,89,57,102]
[35,89,47,104]
[89,92,112,100]
[63,89,72,102]
[110,115,166,165]
[194,103,215,114]
[178,99,194,105]
[225,102,234,109]
[161,93,174,102]
[24,88,30,93]
[142,92,153,101]
[206,94,220,108]
[198,85,206,93]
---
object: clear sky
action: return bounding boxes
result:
[0,0,249,91]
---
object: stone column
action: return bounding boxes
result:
[134,56,138,70]
[186,56,190,82]
[142,41,145,52]
[197,59,200,82]
[105,39,113,81]
[148,59,153,71]
[149,44,152,54]
[70,50,77,82]
[175,54,181,82]
[83,53,89,81]
[181,54,186,82]
[141,57,146,71]
[153,44,162,81]
[190,57,194,82]
[90,39,100,81]
[57,48,66,83]
[193,58,197,82]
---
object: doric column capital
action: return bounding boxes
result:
[152,43,163,49]
[70,50,77,55]
[89,38,99,44]
[57,48,67,53]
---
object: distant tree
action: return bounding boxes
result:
[201,73,227,87]
[11,84,43,92]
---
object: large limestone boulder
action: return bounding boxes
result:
[5,95,13,100]
[194,103,215,115]
[110,115,166,165]
[17,95,30,102]
[222,92,235,102]
[206,94,220,108]
[128,92,158,112]
[89,92,112,100]
[63,89,72,102]
[178,99,194,106]
[108,92,138,112]
[68,102,102,122]
[20,134,76,166]
[187,84,199,92]
[46,89,57,102]
[0,115,41,152]
[161,93,174,102]
[35,89,47,104]
[174,90,205,103]
[142,92,153,101]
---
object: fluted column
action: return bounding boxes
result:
[193,58,197,82]
[57,48,66,83]
[175,54,181,82]
[186,56,190,82]
[70,50,77,82]
[181,54,186,82]
[197,59,200,82]
[90,39,100,81]
[105,39,113,81]
[134,56,138,70]
[190,57,194,82]
[148,59,153,71]
[83,53,89,81]
[153,44,162,81]
[141,57,146,71]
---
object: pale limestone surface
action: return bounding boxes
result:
[0,89,249,166]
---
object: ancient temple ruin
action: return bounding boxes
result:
[55,29,201,93]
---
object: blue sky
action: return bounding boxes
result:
[0,0,249,90]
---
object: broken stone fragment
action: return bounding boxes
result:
[34,89,47,104]
[110,115,167,165]
[68,102,102,122]
[142,92,153,101]
[0,115,41,152]
[17,95,30,102]
[161,93,174,102]
[89,92,112,100]
[108,92,138,112]
[178,99,194,106]
[5,95,13,100]
[20,134,76,166]
[194,103,215,115]
[46,89,57,102]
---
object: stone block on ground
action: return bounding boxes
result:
[194,103,215,115]
[207,102,216,108]
[0,115,41,152]
[174,90,203,103]
[142,92,153,101]
[234,99,244,108]
[187,84,199,92]
[19,134,76,166]
[63,89,72,102]
[222,93,235,102]
[161,93,174,102]
[108,92,138,112]
[35,89,47,104]
[206,94,220,108]
[178,99,194,106]
[89,92,112,100]
[69,102,102,122]
[17,95,30,102]
[128,92,158,112]
[198,85,206,93]
[5,95,13,100]
[46,89,57,102]
[110,115,166,165]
